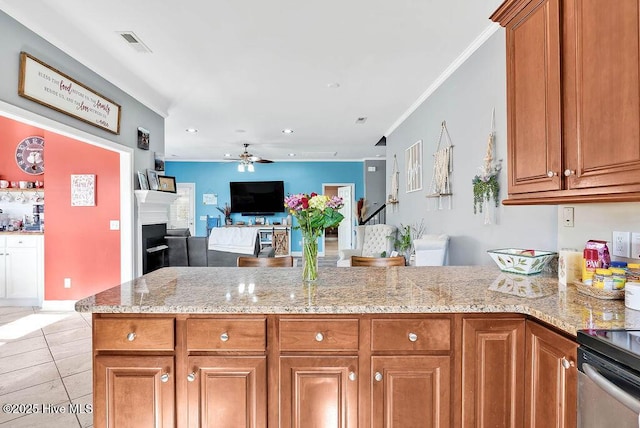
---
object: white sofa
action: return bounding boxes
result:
[413,234,449,266]
[337,224,397,267]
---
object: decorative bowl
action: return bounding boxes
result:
[487,248,557,275]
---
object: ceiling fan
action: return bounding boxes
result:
[228,143,273,172]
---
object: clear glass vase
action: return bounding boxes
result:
[302,234,319,281]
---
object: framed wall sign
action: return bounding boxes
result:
[18,52,121,134]
[71,174,96,206]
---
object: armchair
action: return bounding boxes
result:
[413,234,449,266]
[337,224,397,267]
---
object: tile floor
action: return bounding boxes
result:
[0,306,92,427]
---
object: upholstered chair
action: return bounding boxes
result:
[413,234,449,266]
[337,224,397,267]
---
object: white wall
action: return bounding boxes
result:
[385,30,558,266]
[386,29,640,266]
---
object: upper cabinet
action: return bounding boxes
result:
[492,0,640,204]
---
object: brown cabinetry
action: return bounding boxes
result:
[92,313,576,428]
[525,320,577,428]
[93,316,176,428]
[278,317,359,427]
[492,0,640,204]
[461,316,526,428]
[370,317,452,428]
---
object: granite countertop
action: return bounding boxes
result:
[75,265,637,336]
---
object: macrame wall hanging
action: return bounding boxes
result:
[472,108,502,224]
[426,121,454,210]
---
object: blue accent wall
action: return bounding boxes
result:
[165,161,364,252]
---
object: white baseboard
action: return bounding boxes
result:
[41,300,78,312]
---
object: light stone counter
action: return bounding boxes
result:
[75,265,638,336]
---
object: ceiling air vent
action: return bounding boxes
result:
[117,31,152,53]
[355,117,367,124]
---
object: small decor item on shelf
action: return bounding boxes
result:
[216,203,232,225]
[285,192,344,281]
[472,108,502,223]
[388,155,399,204]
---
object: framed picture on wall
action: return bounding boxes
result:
[137,127,150,150]
[146,169,159,190]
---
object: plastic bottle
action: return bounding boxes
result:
[593,268,613,290]
[611,267,627,290]
[582,248,599,285]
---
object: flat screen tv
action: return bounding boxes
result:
[230,181,285,215]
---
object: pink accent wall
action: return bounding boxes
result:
[0,116,121,301]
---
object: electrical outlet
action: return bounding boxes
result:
[632,233,640,259]
[109,220,120,230]
[612,231,631,258]
[64,278,71,288]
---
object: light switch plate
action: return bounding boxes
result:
[562,207,574,227]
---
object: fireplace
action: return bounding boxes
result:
[142,223,167,274]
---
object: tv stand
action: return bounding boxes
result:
[224,225,291,256]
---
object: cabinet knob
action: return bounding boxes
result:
[220,332,229,342]
[187,372,196,382]
[349,371,357,382]
[564,169,575,177]
[160,373,170,383]
[408,332,418,342]
[126,332,136,341]
[547,171,558,177]
[315,332,324,342]
[561,357,575,370]
[374,372,383,382]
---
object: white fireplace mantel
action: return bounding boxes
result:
[134,190,178,225]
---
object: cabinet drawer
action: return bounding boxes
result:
[5,236,38,248]
[94,318,174,351]
[280,319,359,351]
[186,318,266,351]
[371,318,451,351]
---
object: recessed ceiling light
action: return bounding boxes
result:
[224,153,232,158]
[185,128,198,133]
[282,129,294,134]
[288,153,296,157]
[327,82,340,88]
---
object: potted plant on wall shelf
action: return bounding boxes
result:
[472,109,502,223]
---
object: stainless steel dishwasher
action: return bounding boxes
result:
[577,330,640,427]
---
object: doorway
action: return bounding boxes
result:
[322,183,354,258]
[0,100,134,290]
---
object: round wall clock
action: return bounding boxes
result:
[15,136,45,175]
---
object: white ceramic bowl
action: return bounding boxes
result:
[487,248,557,275]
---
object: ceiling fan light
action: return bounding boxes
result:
[247,163,255,172]
[237,163,244,172]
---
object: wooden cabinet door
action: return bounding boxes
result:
[94,355,175,428]
[185,356,266,428]
[461,317,525,428]
[503,0,562,194]
[562,0,640,192]
[525,321,577,428]
[371,355,450,428]
[280,356,358,428]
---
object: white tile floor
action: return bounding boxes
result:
[0,307,92,427]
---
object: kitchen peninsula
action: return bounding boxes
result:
[77,266,632,427]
